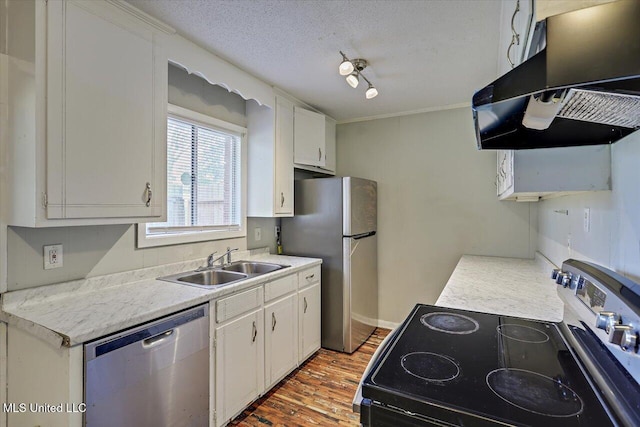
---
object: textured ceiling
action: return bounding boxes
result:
[126,0,503,122]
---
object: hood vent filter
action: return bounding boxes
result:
[558,89,640,129]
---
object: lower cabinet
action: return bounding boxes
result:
[298,281,321,363]
[214,265,321,426]
[264,294,298,389]
[215,308,264,426]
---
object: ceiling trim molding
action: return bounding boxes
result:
[336,102,471,125]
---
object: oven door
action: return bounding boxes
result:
[352,327,398,413]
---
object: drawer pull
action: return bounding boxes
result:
[305,274,315,280]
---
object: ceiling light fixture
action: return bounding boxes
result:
[338,51,379,99]
[346,71,360,88]
[339,52,355,76]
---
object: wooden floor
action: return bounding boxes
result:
[229,328,390,427]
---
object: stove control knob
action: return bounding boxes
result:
[556,273,567,285]
[596,311,620,333]
[576,276,585,290]
[608,325,637,352]
[551,269,562,280]
[562,273,573,288]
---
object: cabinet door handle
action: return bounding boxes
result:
[507,0,521,68]
[318,148,322,161]
[280,192,285,208]
[305,274,315,281]
[303,297,308,314]
[145,182,152,207]
[271,312,277,331]
[252,321,257,342]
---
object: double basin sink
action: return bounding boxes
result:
[159,261,290,289]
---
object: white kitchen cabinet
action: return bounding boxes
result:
[1,0,168,226]
[247,96,294,217]
[294,106,326,167]
[215,306,264,427]
[324,117,337,173]
[497,145,611,201]
[496,0,535,77]
[298,281,321,363]
[264,294,298,389]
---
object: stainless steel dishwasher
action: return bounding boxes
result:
[84,304,209,427]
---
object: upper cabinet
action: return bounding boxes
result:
[324,117,337,173]
[1,0,168,226]
[293,107,326,168]
[247,97,295,217]
[496,0,535,77]
[497,145,612,202]
[46,0,166,220]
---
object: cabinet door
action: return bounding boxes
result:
[324,117,337,173]
[294,107,326,167]
[298,282,321,363]
[46,0,166,219]
[274,98,294,215]
[215,309,264,426]
[264,294,297,389]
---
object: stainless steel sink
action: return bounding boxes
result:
[159,269,247,289]
[158,260,290,290]
[222,261,289,275]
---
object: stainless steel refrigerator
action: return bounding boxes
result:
[281,177,378,353]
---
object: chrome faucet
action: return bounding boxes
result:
[209,247,239,267]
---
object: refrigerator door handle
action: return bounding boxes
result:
[347,231,376,240]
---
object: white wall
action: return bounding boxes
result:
[6,66,275,291]
[537,132,640,282]
[337,107,536,324]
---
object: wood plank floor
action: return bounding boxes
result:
[228,328,391,427]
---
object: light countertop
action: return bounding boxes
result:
[0,251,321,348]
[436,253,563,322]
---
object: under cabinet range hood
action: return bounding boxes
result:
[473,0,640,150]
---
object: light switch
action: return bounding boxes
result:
[44,244,63,270]
[254,227,262,241]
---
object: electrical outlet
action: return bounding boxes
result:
[44,244,63,270]
[584,208,591,233]
[254,227,262,241]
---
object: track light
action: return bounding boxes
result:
[338,52,379,99]
[365,84,378,99]
[339,52,354,76]
[346,72,359,88]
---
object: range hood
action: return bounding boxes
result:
[473,0,640,150]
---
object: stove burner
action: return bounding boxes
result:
[420,312,479,335]
[401,352,461,383]
[486,368,584,417]
[497,324,550,343]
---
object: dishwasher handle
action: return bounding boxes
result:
[85,304,208,361]
[142,329,175,348]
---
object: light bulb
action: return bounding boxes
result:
[366,85,378,99]
[346,72,359,88]
[339,60,354,76]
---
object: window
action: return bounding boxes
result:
[138,104,246,247]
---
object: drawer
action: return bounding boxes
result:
[216,286,263,323]
[298,265,321,288]
[264,274,297,302]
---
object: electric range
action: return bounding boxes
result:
[357,260,640,426]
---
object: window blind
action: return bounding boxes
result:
[147,115,241,235]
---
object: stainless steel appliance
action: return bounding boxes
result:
[355,260,640,426]
[84,304,210,427]
[473,0,640,150]
[281,177,377,353]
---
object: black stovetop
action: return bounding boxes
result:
[362,304,613,426]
